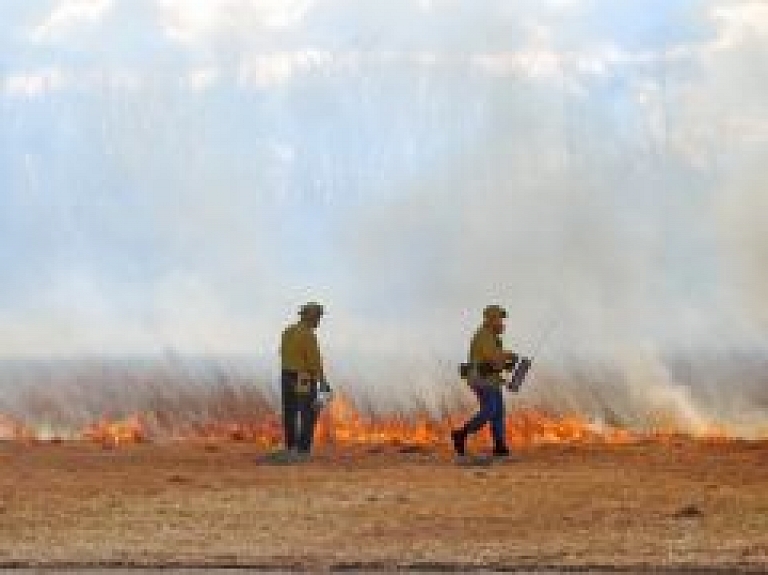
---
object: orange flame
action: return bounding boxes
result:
[1,394,736,448]
[0,414,36,442]
[81,414,148,447]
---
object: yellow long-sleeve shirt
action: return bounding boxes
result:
[280,321,324,380]
[469,325,505,385]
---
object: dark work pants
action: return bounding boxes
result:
[462,383,507,448]
[281,370,318,453]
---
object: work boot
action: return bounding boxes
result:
[451,429,467,457]
[492,444,511,458]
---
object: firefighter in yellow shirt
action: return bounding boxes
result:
[279,302,326,458]
[451,305,519,459]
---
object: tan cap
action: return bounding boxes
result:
[483,304,507,320]
[299,302,325,318]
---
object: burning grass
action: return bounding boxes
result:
[0,393,739,450]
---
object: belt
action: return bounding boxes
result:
[282,370,314,393]
[459,361,502,378]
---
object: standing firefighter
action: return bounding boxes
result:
[452,305,519,460]
[278,302,328,461]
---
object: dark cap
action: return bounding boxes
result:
[483,304,507,320]
[299,302,324,318]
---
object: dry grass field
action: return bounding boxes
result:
[0,437,766,571]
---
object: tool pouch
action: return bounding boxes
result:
[296,375,313,394]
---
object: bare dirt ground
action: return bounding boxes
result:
[0,438,766,572]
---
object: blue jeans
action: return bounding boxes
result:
[463,383,506,447]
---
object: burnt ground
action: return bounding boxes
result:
[0,439,766,571]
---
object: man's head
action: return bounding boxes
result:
[299,302,324,328]
[483,304,507,334]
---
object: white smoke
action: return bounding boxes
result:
[1,0,768,434]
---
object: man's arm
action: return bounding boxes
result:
[302,329,325,382]
[503,350,521,366]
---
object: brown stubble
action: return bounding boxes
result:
[0,439,766,570]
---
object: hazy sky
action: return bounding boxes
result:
[2,0,768,360]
